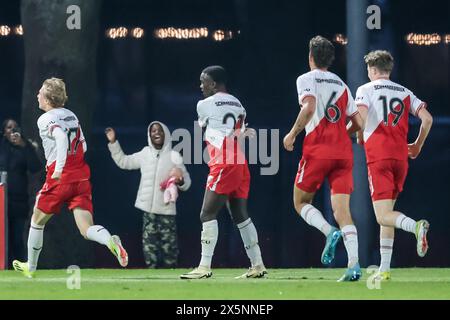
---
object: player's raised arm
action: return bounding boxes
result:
[51,126,69,180]
[283,95,316,151]
[408,107,433,159]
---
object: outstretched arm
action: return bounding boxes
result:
[283,96,316,151]
[408,108,433,159]
[105,127,141,170]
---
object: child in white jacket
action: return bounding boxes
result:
[105,121,191,268]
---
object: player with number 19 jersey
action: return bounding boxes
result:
[295,69,358,194]
[36,107,92,213]
[197,92,250,199]
[355,79,426,200]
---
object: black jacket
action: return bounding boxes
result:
[0,137,42,203]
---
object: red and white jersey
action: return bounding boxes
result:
[197,92,246,167]
[37,107,90,184]
[296,69,358,159]
[355,79,426,163]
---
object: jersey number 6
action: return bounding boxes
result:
[325,91,341,123]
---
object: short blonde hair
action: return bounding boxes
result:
[42,78,68,108]
[364,50,394,74]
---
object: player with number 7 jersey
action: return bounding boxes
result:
[37,105,90,188]
[13,78,128,279]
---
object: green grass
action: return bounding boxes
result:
[0,268,449,300]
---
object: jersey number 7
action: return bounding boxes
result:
[67,127,81,155]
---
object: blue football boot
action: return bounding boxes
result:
[321,227,342,265]
[337,262,362,282]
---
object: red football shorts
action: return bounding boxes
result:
[295,158,353,195]
[206,164,250,199]
[367,159,408,201]
[35,180,93,214]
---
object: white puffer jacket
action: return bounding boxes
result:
[108,121,191,215]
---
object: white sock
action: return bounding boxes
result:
[379,238,394,272]
[27,222,44,272]
[300,204,332,236]
[199,220,218,269]
[395,214,416,234]
[237,218,263,267]
[86,225,112,246]
[341,225,359,268]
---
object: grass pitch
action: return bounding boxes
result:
[0,268,449,300]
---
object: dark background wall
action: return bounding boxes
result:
[0,0,449,268]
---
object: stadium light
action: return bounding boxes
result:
[0,25,11,37]
[106,27,129,39]
[131,27,144,39]
[333,34,348,45]
[14,25,23,36]
[406,33,442,46]
[445,35,450,44]
[212,30,233,42]
[153,27,209,40]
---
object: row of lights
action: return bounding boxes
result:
[0,25,23,36]
[0,24,236,41]
[2,26,449,45]
[332,33,450,46]
[106,27,144,39]
[134,27,235,41]
[405,33,450,46]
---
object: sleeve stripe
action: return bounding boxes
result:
[415,102,427,116]
[356,104,369,109]
[349,111,359,118]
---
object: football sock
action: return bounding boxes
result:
[395,214,416,234]
[237,218,263,267]
[86,225,112,246]
[27,222,44,272]
[199,220,218,269]
[300,204,332,236]
[379,238,394,272]
[341,224,359,268]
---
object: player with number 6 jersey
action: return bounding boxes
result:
[355,51,433,281]
[283,36,364,282]
[13,78,128,278]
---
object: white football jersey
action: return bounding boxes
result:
[355,79,426,162]
[197,92,246,150]
[296,69,357,159]
[37,107,87,167]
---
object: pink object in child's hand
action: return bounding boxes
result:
[161,176,179,204]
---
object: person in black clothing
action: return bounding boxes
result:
[0,119,42,266]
